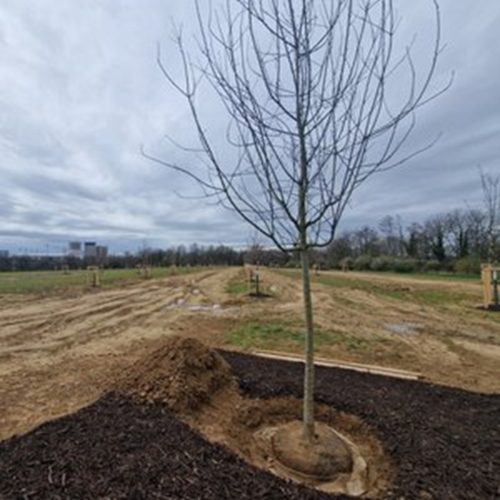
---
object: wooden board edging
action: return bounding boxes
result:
[251,349,422,381]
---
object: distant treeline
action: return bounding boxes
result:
[311,209,494,275]
[0,244,243,272]
[251,208,497,275]
[1,207,497,275]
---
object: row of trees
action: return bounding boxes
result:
[242,210,497,275]
[322,209,498,274]
[321,170,500,273]
[240,170,500,274]
[135,244,242,268]
[0,244,243,272]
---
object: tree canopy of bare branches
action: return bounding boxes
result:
[480,169,500,262]
[147,0,449,442]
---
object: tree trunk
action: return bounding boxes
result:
[300,247,315,441]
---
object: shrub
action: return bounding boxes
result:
[454,256,481,275]
[393,258,418,273]
[370,256,394,272]
[423,260,442,272]
[339,256,354,271]
[353,255,373,271]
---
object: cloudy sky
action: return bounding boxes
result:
[0,1,499,254]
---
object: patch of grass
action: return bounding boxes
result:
[225,280,248,295]
[227,320,381,352]
[0,266,204,294]
[225,271,275,297]
[279,270,476,307]
[391,271,479,282]
[229,322,298,349]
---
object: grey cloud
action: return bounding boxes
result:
[0,0,499,252]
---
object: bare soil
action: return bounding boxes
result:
[119,335,236,413]
[116,337,389,496]
[258,269,500,392]
[0,269,239,440]
[0,267,499,445]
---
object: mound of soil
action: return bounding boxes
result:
[272,421,353,479]
[120,336,236,413]
[215,395,390,496]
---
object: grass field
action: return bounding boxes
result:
[280,268,480,282]
[279,269,480,307]
[228,320,388,352]
[0,266,203,294]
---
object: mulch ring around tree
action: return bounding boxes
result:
[0,351,499,499]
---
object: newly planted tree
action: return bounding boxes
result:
[146,0,448,470]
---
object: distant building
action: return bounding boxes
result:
[68,241,82,258]
[0,250,9,258]
[96,245,108,263]
[84,241,97,259]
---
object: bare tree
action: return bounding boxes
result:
[480,169,500,262]
[379,215,404,257]
[145,0,448,446]
[445,209,471,259]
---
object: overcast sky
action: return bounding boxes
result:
[0,1,499,254]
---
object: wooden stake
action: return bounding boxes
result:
[252,349,422,381]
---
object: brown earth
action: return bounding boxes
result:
[0,269,240,441]
[256,269,500,392]
[117,335,391,497]
[119,335,237,413]
[0,266,499,445]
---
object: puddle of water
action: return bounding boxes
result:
[167,299,223,313]
[385,322,421,336]
[186,304,221,312]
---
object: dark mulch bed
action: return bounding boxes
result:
[0,352,498,499]
[0,393,334,500]
[224,351,500,500]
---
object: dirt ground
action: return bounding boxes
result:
[263,269,500,392]
[1,267,499,442]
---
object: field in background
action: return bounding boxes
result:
[279,269,481,308]
[222,267,499,393]
[281,267,480,282]
[0,266,204,294]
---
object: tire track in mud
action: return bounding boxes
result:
[0,279,188,343]
[0,288,149,338]
[1,288,179,354]
[0,269,238,440]
[44,289,188,354]
[0,271,223,362]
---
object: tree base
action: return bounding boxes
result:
[271,421,353,480]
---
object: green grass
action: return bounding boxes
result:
[374,271,479,282]
[0,266,203,294]
[225,271,274,297]
[228,320,382,352]
[279,270,477,307]
[281,268,479,283]
[225,279,249,295]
